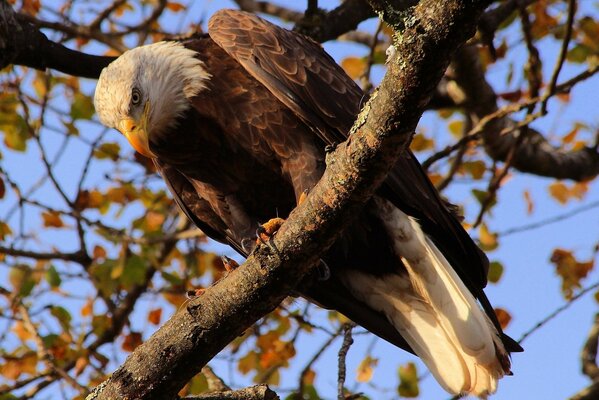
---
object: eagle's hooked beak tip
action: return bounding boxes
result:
[118,104,155,158]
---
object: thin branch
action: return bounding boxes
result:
[337,323,355,400]
[518,281,599,344]
[498,199,599,237]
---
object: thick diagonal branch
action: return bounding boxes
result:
[0,0,114,78]
[450,45,599,181]
[90,1,491,399]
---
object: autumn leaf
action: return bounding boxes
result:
[356,356,378,383]
[494,308,512,329]
[549,181,588,204]
[12,321,34,342]
[70,92,94,120]
[341,57,367,79]
[487,261,504,284]
[410,133,434,152]
[166,1,185,12]
[397,362,419,398]
[42,211,64,228]
[551,248,594,300]
[93,142,121,161]
[122,331,143,352]
[462,160,486,180]
[148,308,162,325]
[478,223,498,252]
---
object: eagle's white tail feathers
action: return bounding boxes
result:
[341,197,508,397]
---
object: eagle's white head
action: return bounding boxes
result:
[94,41,210,157]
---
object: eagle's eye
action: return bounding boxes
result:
[131,88,142,106]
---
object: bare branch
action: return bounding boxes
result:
[180,385,279,400]
[450,45,599,181]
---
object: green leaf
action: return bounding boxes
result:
[1,114,29,151]
[70,92,94,120]
[94,142,121,161]
[50,306,72,332]
[398,362,419,398]
[487,261,504,283]
[46,264,61,288]
[121,255,147,287]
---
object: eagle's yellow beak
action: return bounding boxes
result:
[118,102,155,158]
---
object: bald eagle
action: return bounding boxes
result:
[94,9,521,397]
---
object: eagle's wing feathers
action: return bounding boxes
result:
[208,10,493,304]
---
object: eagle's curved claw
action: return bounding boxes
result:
[317,259,331,281]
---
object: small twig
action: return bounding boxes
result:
[519,281,599,344]
[541,0,577,114]
[297,325,344,398]
[498,200,599,237]
[337,323,355,400]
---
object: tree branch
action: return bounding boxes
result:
[450,45,599,181]
[0,0,114,78]
[88,1,490,398]
[180,384,279,400]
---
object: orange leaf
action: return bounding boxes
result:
[74,356,89,376]
[341,57,366,80]
[42,211,64,228]
[551,248,595,299]
[494,308,512,329]
[548,181,569,204]
[122,332,143,352]
[356,356,378,383]
[166,1,185,12]
[80,298,93,317]
[148,308,162,325]
[93,245,107,261]
[12,321,33,341]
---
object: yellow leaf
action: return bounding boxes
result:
[478,223,498,251]
[551,248,594,300]
[548,181,569,204]
[448,120,464,138]
[42,211,64,228]
[462,160,486,180]
[145,211,165,232]
[12,321,33,341]
[410,133,434,152]
[398,362,419,398]
[341,57,366,80]
[356,356,378,383]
